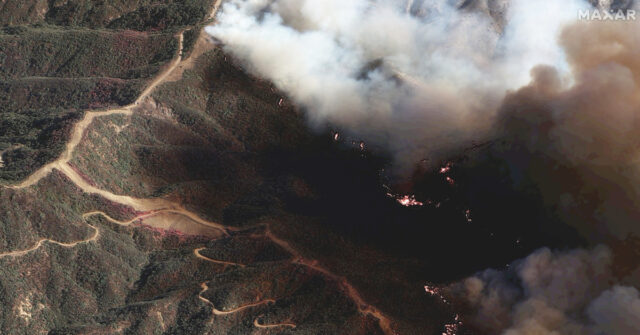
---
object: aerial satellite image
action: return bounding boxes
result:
[0,0,639,334]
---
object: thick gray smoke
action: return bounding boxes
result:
[449,246,640,334]
[206,0,588,172]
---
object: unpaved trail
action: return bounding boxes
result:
[84,208,230,236]
[194,247,245,267]
[266,229,396,335]
[213,298,275,316]
[4,30,231,237]
[253,318,296,329]
[9,32,185,191]
[2,3,398,332]
[197,229,394,334]
[210,0,224,19]
[0,224,99,258]
[83,211,158,226]
[166,0,224,82]
[198,281,275,316]
[58,162,174,210]
[9,108,132,189]
[135,33,185,104]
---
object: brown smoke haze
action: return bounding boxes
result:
[449,18,640,335]
[450,246,640,334]
[499,19,640,239]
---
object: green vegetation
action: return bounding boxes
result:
[181,26,201,58]
[0,78,145,111]
[0,110,81,181]
[1,0,213,29]
[108,2,209,31]
[0,26,177,79]
[0,170,135,251]
[0,0,213,183]
[200,234,291,264]
[0,26,176,182]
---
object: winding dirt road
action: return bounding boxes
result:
[10,31,184,191]
[266,229,396,335]
[253,318,296,329]
[213,298,276,316]
[82,211,157,226]
[0,224,98,259]
[194,247,245,268]
[166,0,223,82]
[192,229,395,334]
[5,31,229,236]
[198,282,275,316]
[2,2,398,333]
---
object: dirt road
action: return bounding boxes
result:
[10,32,185,191]
[253,318,296,329]
[0,224,99,258]
[194,247,245,267]
[2,2,397,332]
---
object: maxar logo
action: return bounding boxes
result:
[578,9,637,21]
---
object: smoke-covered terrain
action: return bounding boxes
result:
[208,0,640,333]
[207,0,594,171]
[1,0,639,334]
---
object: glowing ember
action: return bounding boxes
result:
[396,195,424,207]
[333,132,340,141]
[443,323,458,335]
[278,98,284,106]
[443,320,461,335]
[426,285,463,334]
[424,285,440,296]
[425,284,449,304]
[359,141,365,151]
[439,163,451,174]
[446,176,455,185]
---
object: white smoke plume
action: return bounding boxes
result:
[450,246,640,334]
[206,0,589,173]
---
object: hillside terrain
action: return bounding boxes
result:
[4,1,630,335]
[0,1,458,334]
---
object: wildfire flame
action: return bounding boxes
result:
[388,193,424,207]
[443,314,463,335]
[443,321,460,335]
[398,195,423,207]
[425,284,450,304]
[440,164,451,174]
[424,285,440,296]
[425,285,462,335]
